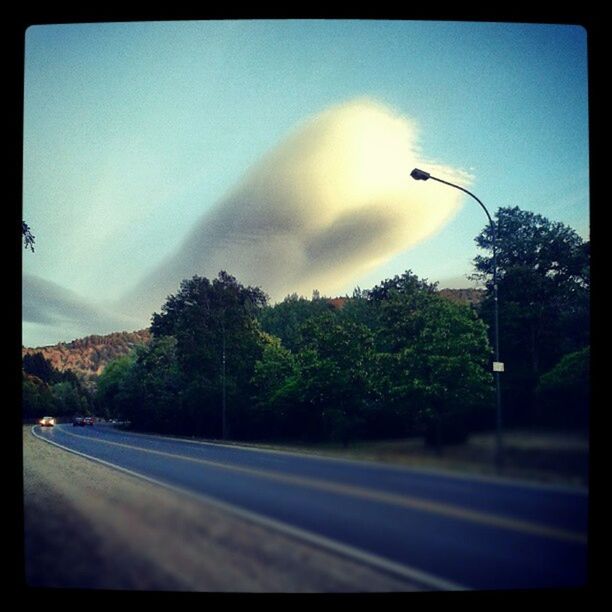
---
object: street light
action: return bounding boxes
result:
[410,168,504,471]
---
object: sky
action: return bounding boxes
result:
[22,19,590,347]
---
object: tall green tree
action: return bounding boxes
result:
[151,271,268,438]
[50,381,88,416]
[96,352,137,420]
[296,313,376,445]
[118,336,182,433]
[473,206,589,425]
[367,276,492,448]
[258,293,335,352]
[535,346,590,429]
[22,374,55,419]
[250,334,301,439]
[252,312,376,444]
[366,271,439,352]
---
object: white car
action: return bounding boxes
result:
[40,416,55,427]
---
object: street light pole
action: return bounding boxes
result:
[221,313,227,440]
[410,168,504,471]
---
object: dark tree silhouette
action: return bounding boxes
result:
[22,221,35,252]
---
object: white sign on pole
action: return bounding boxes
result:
[492,362,505,372]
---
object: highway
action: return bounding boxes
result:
[31,423,588,591]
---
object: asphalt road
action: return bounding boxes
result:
[31,423,589,591]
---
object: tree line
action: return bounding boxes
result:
[22,352,95,420]
[23,206,590,444]
[93,270,492,448]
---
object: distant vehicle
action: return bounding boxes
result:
[84,416,95,426]
[40,416,55,427]
[72,416,86,427]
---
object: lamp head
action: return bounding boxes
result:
[410,168,431,181]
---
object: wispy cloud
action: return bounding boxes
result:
[119,98,471,318]
[23,274,144,347]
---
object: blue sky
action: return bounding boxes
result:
[22,20,589,347]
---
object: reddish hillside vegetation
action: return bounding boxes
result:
[22,329,151,381]
[437,288,485,306]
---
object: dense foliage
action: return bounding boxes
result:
[95,270,493,448]
[22,352,95,419]
[257,293,336,352]
[256,279,493,447]
[473,206,590,427]
[535,347,590,429]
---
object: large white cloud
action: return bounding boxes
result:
[119,98,471,318]
[23,98,472,347]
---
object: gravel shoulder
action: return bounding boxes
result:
[22,426,420,592]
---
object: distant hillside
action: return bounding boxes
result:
[22,329,151,381]
[437,288,485,307]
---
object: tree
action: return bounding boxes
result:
[368,284,492,450]
[22,351,94,419]
[118,337,182,433]
[22,221,35,252]
[367,270,438,304]
[258,293,334,353]
[473,206,590,426]
[51,381,87,416]
[250,334,301,439]
[295,313,376,445]
[366,271,439,354]
[253,310,378,444]
[151,272,269,438]
[23,352,56,384]
[535,347,589,429]
[96,353,137,420]
[22,374,55,419]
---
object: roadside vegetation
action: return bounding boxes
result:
[22,352,95,420]
[23,207,590,453]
